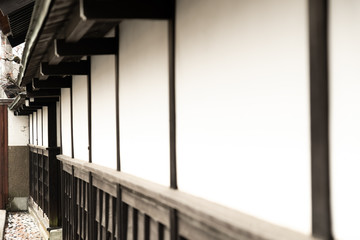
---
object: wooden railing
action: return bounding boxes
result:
[29,145,61,228]
[58,154,319,240]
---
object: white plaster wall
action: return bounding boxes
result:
[61,88,72,157]
[33,112,37,145]
[329,1,360,239]
[37,109,42,146]
[8,109,28,146]
[57,101,61,147]
[176,0,310,234]
[73,75,89,161]
[29,114,33,145]
[91,55,117,169]
[119,20,170,186]
[42,106,48,147]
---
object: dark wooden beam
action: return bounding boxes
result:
[22,106,42,111]
[15,110,36,115]
[28,102,57,107]
[309,0,332,239]
[33,76,72,89]
[40,61,90,76]
[65,4,95,42]
[80,0,174,21]
[29,97,59,103]
[48,43,64,65]
[27,89,61,98]
[54,38,117,57]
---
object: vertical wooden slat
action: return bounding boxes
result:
[0,106,8,209]
[105,193,109,239]
[87,56,92,163]
[116,185,122,240]
[309,0,332,239]
[60,164,65,239]
[72,167,76,239]
[168,0,177,191]
[170,209,178,240]
[158,223,164,240]
[41,151,45,215]
[144,215,150,240]
[70,87,74,158]
[115,25,121,171]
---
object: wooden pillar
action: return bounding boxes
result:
[309,0,333,239]
[0,105,8,209]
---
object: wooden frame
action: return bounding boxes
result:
[40,61,90,76]
[309,0,332,239]
[0,105,8,209]
[80,0,174,21]
[55,38,117,57]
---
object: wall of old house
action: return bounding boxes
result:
[32,0,359,237]
[61,88,72,156]
[329,0,360,239]
[119,20,170,186]
[73,75,89,161]
[7,108,29,202]
[91,55,117,169]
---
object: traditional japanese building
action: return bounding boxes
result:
[0,0,358,239]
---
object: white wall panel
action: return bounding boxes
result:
[73,75,89,161]
[176,0,310,234]
[33,112,37,145]
[42,106,48,147]
[29,114,33,145]
[37,109,42,146]
[329,1,360,239]
[119,20,170,186]
[91,55,117,169]
[8,109,28,146]
[61,88,72,157]
[57,101,61,147]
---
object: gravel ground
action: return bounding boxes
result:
[4,212,43,239]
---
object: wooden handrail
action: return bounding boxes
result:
[57,154,319,240]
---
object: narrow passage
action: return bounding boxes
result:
[4,212,43,239]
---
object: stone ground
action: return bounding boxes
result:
[4,212,43,239]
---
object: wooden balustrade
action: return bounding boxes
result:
[29,145,61,228]
[57,155,319,240]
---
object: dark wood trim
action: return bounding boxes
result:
[40,61,90,76]
[41,108,44,146]
[0,106,8,209]
[70,86,74,158]
[87,56,92,163]
[133,208,138,240]
[65,4,95,42]
[48,102,57,148]
[115,25,120,171]
[170,209,178,240]
[30,97,59,103]
[55,38,117,57]
[33,77,72,89]
[80,0,174,20]
[168,1,177,190]
[26,89,61,98]
[309,0,332,239]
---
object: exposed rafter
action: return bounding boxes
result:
[33,76,72,90]
[26,84,61,98]
[40,61,90,76]
[54,38,117,57]
[80,0,174,20]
